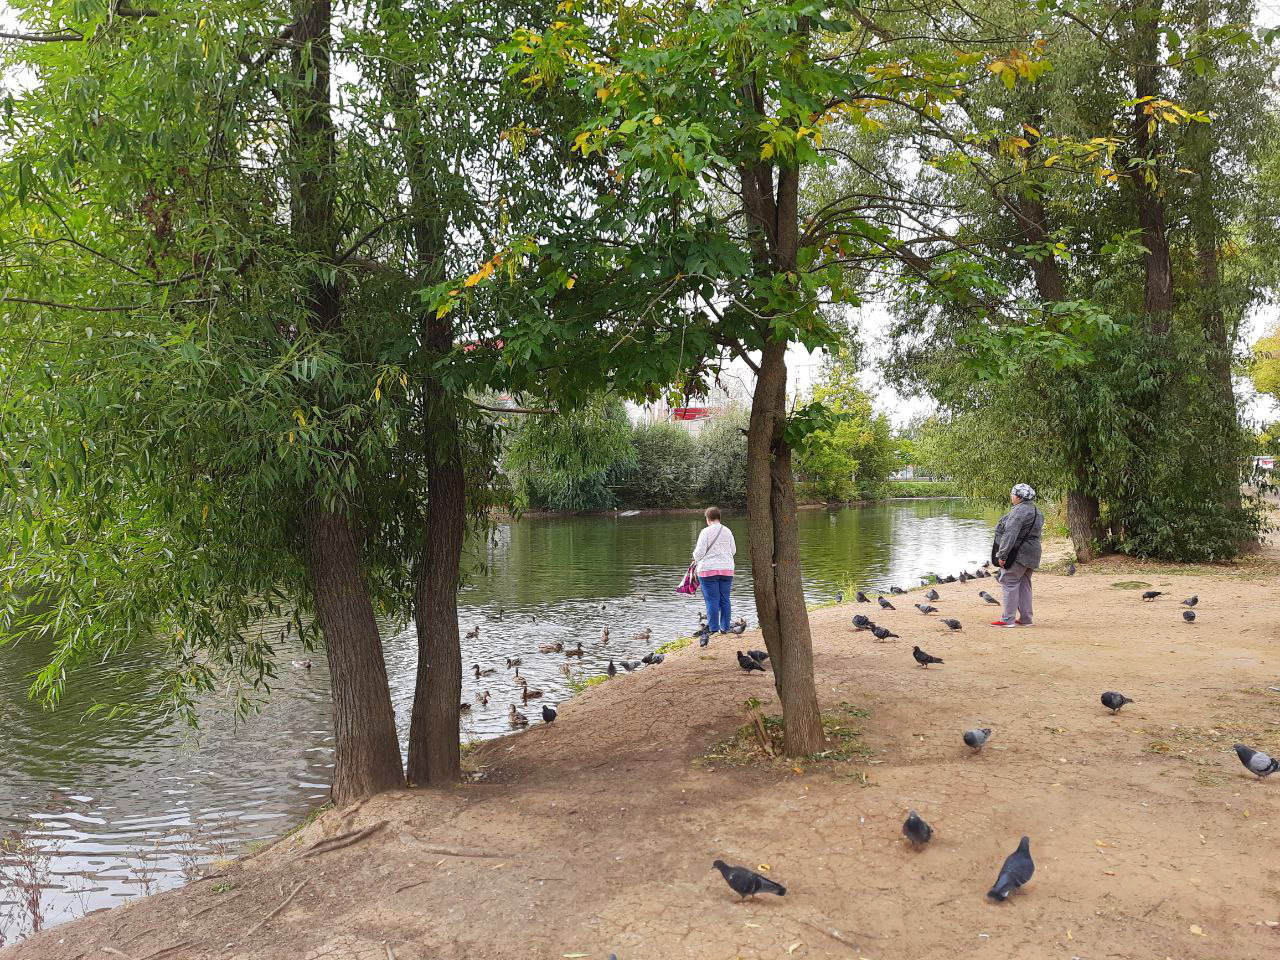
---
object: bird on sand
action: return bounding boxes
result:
[913,645,943,667]
[852,614,874,630]
[890,586,906,594]
[978,590,999,605]
[542,704,557,724]
[987,836,1034,901]
[940,618,962,631]
[1183,610,1196,622]
[958,571,972,583]
[1181,595,1198,607]
[878,596,895,610]
[941,575,957,583]
[835,591,844,604]
[464,626,480,640]
[963,728,992,752]
[1233,743,1280,779]
[641,652,665,665]
[1141,590,1163,601]
[925,589,940,601]
[747,649,769,663]
[902,811,933,848]
[696,624,712,647]
[606,660,616,678]
[711,860,786,901]
[975,568,990,579]
[856,591,870,603]
[508,705,529,728]
[872,625,899,641]
[730,621,746,635]
[620,660,642,672]
[737,650,766,673]
[915,603,938,614]
[1100,691,1133,713]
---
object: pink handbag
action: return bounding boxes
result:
[676,562,700,594]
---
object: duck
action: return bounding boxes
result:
[631,627,652,642]
[508,705,529,728]
[600,627,610,644]
[564,642,585,658]
[539,641,564,654]
[464,626,480,640]
[506,657,522,669]
[476,690,490,706]
[473,663,497,678]
[521,686,544,702]
[559,664,573,678]
[290,659,312,670]
[459,702,471,712]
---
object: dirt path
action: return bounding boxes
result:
[7,549,1280,960]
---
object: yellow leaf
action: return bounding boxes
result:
[652,115,662,125]
[202,504,209,522]
[565,276,576,289]
[596,87,610,102]
[288,431,295,445]
[1023,124,1040,137]
[1147,118,1157,137]
[435,302,451,319]
[293,408,307,427]
[1189,925,1204,936]
[464,260,494,287]
[374,385,381,402]
[988,60,1006,74]
[788,942,803,955]
[1044,155,1059,167]
[761,142,775,159]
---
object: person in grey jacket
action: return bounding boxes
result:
[990,483,1043,627]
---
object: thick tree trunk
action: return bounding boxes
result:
[304,503,406,805]
[1129,0,1174,331]
[291,0,405,804]
[1066,490,1105,562]
[746,342,824,756]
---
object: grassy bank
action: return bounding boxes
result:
[882,479,959,498]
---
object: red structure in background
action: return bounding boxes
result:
[671,406,719,422]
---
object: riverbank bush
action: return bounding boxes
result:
[883,480,958,498]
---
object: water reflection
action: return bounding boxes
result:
[0,500,995,941]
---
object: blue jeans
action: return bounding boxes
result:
[701,575,733,632]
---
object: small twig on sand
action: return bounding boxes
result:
[797,919,859,952]
[102,949,135,960]
[139,944,193,960]
[1142,897,1167,917]
[244,877,312,937]
[304,821,387,859]
[416,846,507,860]
[394,879,430,895]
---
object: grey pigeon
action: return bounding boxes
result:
[747,649,769,663]
[987,836,1034,901]
[1182,610,1195,622]
[730,621,746,635]
[542,704,557,723]
[620,661,642,672]
[978,591,998,605]
[1181,595,1198,607]
[641,652,665,665]
[856,591,870,603]
[940,618,962,631]
[975,568,990,579]
[1100,691,1133,713]
[606,660,616,678]
[1233,743,1280,779]
[959,571,972,583]
[963,728,992,751]
[942,575,957,583]
[915,603,938,614]
[852,614,873,630]
[890,586,906,594]
[1141,590,1163,601]
[712,860,786,900]
[925,589,940,601]
[913,645,943,667]
[878,596,895,610]
[737,650,765,673]
[872,625,899,640]
[902,810,933,847]
[835,591,843,604]
[1065,562,1076,576]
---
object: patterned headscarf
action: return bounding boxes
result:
[1011,483,1036,501]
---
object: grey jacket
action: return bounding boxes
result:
[993,501,1043,570]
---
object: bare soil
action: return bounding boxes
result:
[7,546,1280,960]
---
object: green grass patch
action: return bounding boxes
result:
[884,479,959,498]
[656,634,692,655]
[278,802,331,842]
[567,672,609,694]
[700,701,873,770]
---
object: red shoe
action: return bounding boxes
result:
[990,620,1016,627]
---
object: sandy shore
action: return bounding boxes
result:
[6,545,1280,960]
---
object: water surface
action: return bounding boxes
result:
[0,500,996,941]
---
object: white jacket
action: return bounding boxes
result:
[693,521,736,576]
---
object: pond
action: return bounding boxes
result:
[0,499,998,943]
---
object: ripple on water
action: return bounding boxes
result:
[0,501,996,942]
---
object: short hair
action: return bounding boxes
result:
[705,506,721,522]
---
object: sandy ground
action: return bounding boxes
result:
[6,544,1280,960]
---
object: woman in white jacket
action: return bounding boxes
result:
[692,506,737,634]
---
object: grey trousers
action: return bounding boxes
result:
[999,562,1033,624]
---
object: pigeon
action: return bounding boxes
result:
[737,650,766,673]
[1233,743,1280,779]
[925,589,940,601]
[852,614,874,630]
[620,660,642,672]
[1100,691,1133,713]
[878,596,895,610]
[856,591,870,603]
[641,652,665,665]
[915,603,938,614]
[942,575,957,583]
[975,568,990,579]
[987,836,1034,901]
[890,586,906,594]
[963,728,992,751]
[835,591,844,604]
[978,591,999,605]
[902,810,933,848]
[730,621,746,635]
[696,624,711,647]
[1182,610,1196,622]
[872,625,899,640]
[1181,595,1198,607]
[913,645,943,667]
[940,618,962,631]
[711,860,786,901]
[542,704,557,723]
[1141,590,1163,601]
[1065,562,1076,576]
[607,660,616,678]
[747,649,769,663]
[959,571,972,583]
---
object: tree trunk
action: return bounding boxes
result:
[304,503,406,804]
[291,0,405,804]
[746,342,824,756]
[1066,490,1104,562]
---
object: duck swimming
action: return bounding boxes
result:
[473,663,497,679]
